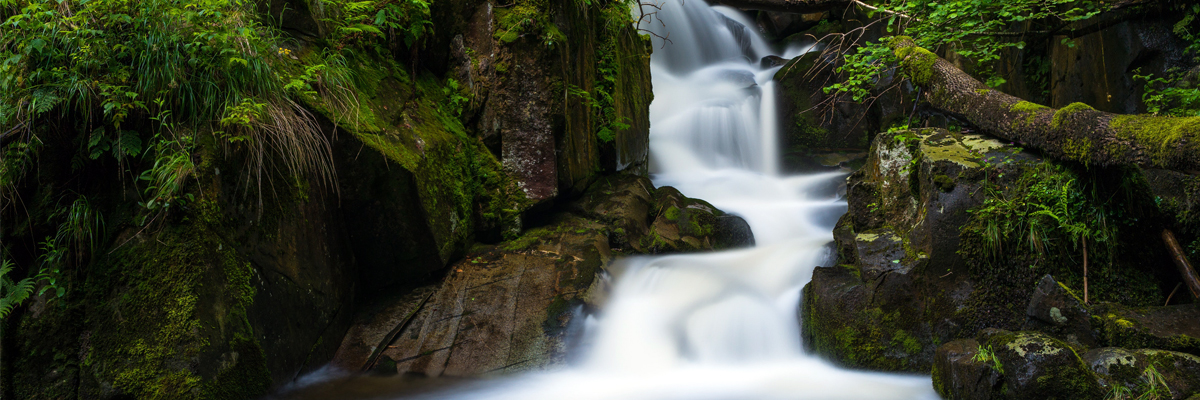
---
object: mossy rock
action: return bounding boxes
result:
[1084,347,1200,398]
[934,330,1105,400]
[932,339,1003,400]
[1094,303,1200,358]
[809,128,1174,375]
[978,329,1104,399]
[638,186,754,253]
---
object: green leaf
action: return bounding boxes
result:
[28,38,46,53]
[116,130,142,157]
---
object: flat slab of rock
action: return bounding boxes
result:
[1095,303,1200,357]
[380,215,610,377]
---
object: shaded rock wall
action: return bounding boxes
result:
[1,1,656,399]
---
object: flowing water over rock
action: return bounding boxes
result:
[287,1,938,398]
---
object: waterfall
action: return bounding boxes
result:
[301,1,941,398]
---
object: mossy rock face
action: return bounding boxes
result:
[807,128,1173,373]
[1093,303,1200,358]
[933,330,1104,400]
[1084,348,1200,398]
[9,199,275,400]
[978,329,1103,399]
[806,129,1008,372]
[446,0,654,203]
[931,339,1003,400]
[569,174,656,250]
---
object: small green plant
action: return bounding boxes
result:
[443,78,470,117]
[972,344,1004,374]
[1106,384,1132,400]
[315,0,433,48]
[138,134,196,215]
[1137,364,1173,400]
[0,258,38,320]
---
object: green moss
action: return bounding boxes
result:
[1051,102,1094,130]
[663,206,681,220]
[933,174,956,192]
[82,197,269,400]
[806,298,925,371]
[1110,114,1200,168]
[493,0,560,46]
[1010,101,1049,128]
[1062,138,1094,165]
[891,42,940,86]
[542,296,573,335]
[892,329,922,355]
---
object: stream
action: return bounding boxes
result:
[285,1,940,398]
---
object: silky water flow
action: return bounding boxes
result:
[288,1,940,398]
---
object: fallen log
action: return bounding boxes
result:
[887,36,1200,174]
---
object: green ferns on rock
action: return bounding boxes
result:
[960,157,1163,312]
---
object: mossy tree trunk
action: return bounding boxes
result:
[888,36,1200,174]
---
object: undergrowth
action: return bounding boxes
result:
[960,155,1162,313]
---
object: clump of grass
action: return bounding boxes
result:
[972,344,1004,374]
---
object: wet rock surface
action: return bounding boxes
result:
[329,175,754,377]
[803,128,1010,372]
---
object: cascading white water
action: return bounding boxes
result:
[309,1,941,398]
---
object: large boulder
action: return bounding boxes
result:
[1023,274,1097,348]
[1085,347,1200,399]
[932,330,1104,399]
[802,128,1175,372]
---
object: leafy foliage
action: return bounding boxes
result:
[1130,5,1200,117]
[0,0,357,205]
[827,0,1104,100]
[967,162,1114,264]
[823,41,896,102]
[0,258,37,320]
[314,0,433,48]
